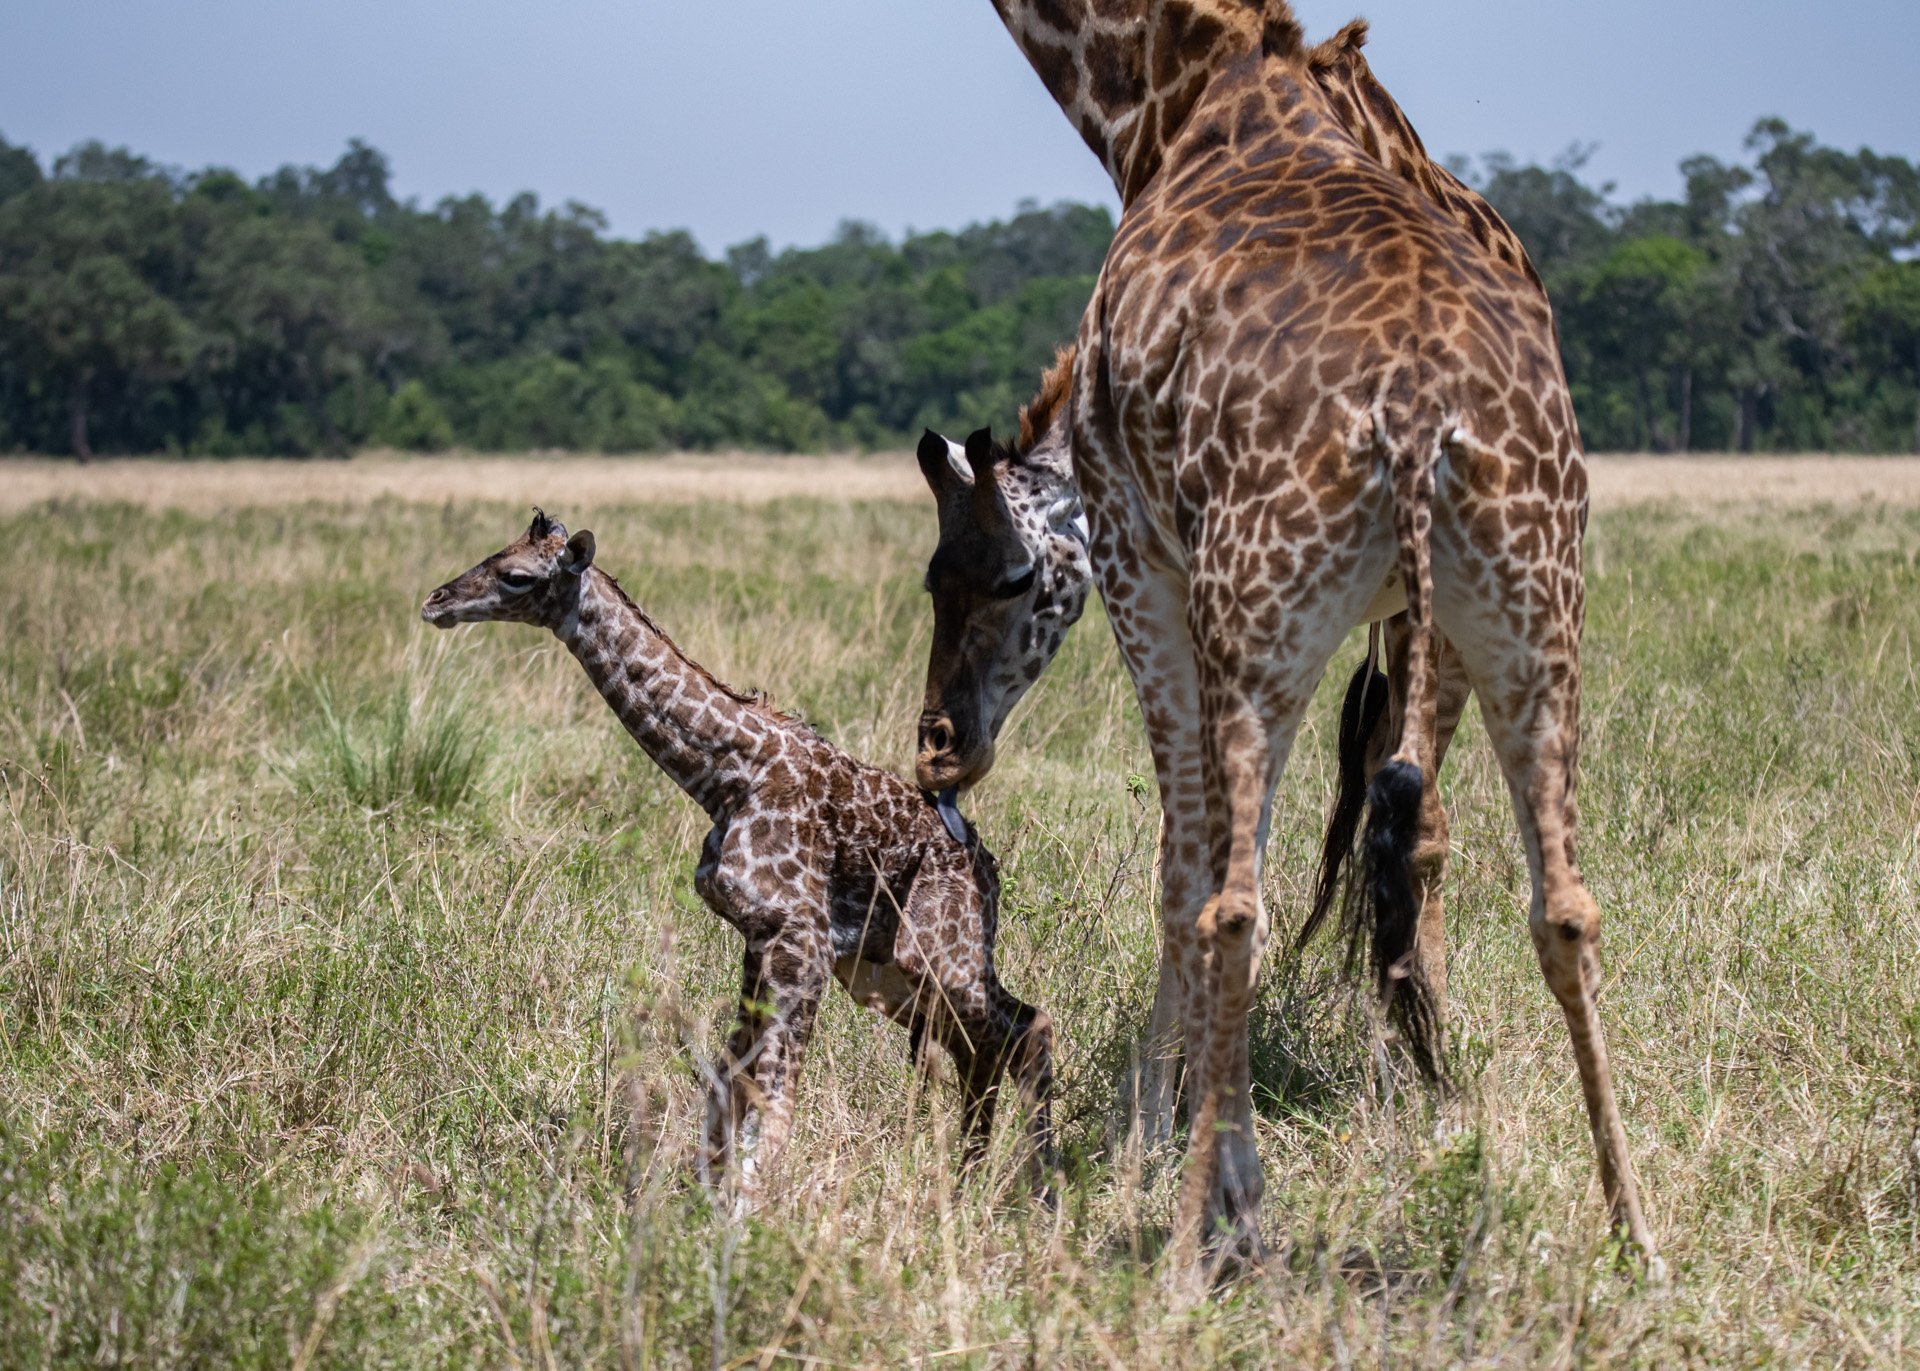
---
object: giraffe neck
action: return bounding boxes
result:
[555,569,780,819]
[1307,25,1447,208]
[1306,23,1542,288]
[991,0,1303,205]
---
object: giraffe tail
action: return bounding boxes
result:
[1301,628,1388,950]
[1347,411,1448,1082]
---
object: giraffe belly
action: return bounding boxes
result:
[834,955,919,1023]
[1359,568,1407,624]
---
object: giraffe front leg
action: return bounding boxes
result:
[1137,791,1207,1154]
[700,943,764,1191]
[702,927,830,1207]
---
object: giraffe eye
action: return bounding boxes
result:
[500,571,536,594]
[990,566,1037,600]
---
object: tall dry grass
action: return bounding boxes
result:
[0,485,1916,1366]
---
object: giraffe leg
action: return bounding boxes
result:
[700,929,829,1205]
[699,943,767,1189]
[950,991,1056,1187]
[1435,530,1658,1263]
[1175,615,1370,1265]
[1172,684,1307,1264]
[1163,488,1390,1274]
[1474,682,1656,1258]
[1005,1003,1057,1189]
[1094,529,1209,1154]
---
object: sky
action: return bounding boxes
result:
[1,1,1916,254]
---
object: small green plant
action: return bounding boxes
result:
[311,667,492,814]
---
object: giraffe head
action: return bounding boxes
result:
[915,359,1090,794]
[421,509,597,630]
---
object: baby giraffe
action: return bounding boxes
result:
[422,511,1054,1199]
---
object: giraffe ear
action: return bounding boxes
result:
[916,429,952,494]
[561,529,595,575]
[917,428,974,493]
[964,427,995,472]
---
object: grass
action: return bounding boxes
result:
[306,651,495,815]
[1,485,1917,1366]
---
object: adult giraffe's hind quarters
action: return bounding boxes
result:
[422,511,1054,1201]
[927,0,1659,1276]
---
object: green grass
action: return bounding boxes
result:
[306,653,495,815]
[2,491,1917,1366]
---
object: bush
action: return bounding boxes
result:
[378,379,455,452]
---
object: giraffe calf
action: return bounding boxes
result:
[423,511,1054,1200]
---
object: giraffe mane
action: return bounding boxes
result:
[1257,1,1307,60]
[1014,347,1075,459]
[592,566,806,728]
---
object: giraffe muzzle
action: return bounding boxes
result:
[915,710,993,793]
[421,586,460,627]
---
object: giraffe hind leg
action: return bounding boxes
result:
[945,992,1055,1189]
[1435,530,1659,1263]
[1477,680,1657,1260]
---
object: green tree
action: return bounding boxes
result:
[0,170,187,459]
[1849,262,1920,453]
[0,134,41,206]
[195,214,392,454]
[1572,236,1710,450]
[1469,148,1614,284]
[376,379,455,452]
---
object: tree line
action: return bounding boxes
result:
[0,118,1916,459]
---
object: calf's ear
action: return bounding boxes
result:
[562,529,596,574]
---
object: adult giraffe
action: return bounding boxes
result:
[918,19,1527,1144]
[961,0,1658,1266]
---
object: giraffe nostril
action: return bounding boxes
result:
[925,719,954,754]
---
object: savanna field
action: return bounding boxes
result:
[2,457,1917,1367]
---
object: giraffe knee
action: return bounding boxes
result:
[1531,889,1601,994]
[1413,789,1450,872]
[1200,889,1263,943]
[1012,1007,1055,1095]
[1531,891,1598,948]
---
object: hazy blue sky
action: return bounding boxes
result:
[2,1,1915,252]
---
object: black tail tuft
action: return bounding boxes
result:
[1357,759,1444,1081]
[1300,658,1390,951]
